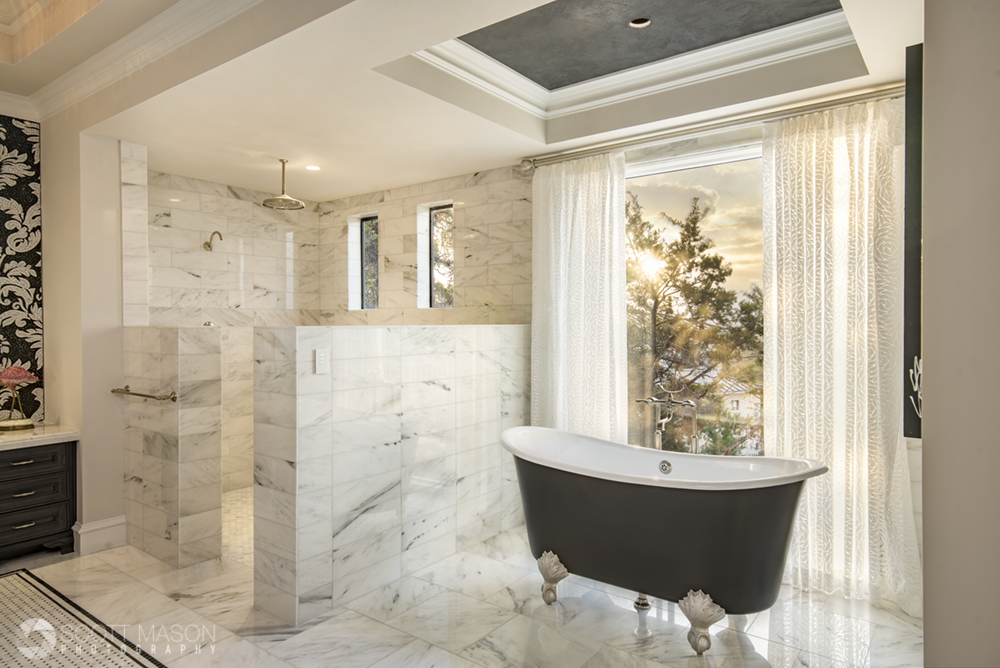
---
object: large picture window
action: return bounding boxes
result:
[626,158,763,455]
[429,204,454,308]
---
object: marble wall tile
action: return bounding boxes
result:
[143,170,323,327]
[330,555,402,608]
[331,471,401,519]
[318,169,530,327]
[401,532,456,575]
[124,326,223,568]
[254,580,297,626]
[122,144,149,325]
[334,526,402,577]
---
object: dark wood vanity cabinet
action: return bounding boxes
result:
[0,441,77,559]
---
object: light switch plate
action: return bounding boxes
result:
[314,348,330,374]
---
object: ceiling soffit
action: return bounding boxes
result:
[376,10,867,144]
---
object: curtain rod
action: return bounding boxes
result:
[524,85,905,169]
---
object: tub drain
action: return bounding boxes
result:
[659,460,672,474]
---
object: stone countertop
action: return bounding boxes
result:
[0,425,80,452]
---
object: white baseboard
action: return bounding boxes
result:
[73,516,126,555]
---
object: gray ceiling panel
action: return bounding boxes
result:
[459,0,843,90]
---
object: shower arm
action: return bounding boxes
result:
[203,231,223,251]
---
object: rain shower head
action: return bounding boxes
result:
[262,158,305,210]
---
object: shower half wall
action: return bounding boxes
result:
[122,326,223,568]
[253,324,530,624]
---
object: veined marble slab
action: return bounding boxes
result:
[0,424,79,452]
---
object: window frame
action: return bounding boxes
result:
[625,141,764,453]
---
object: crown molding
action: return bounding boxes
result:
[547,11,855,117]
[411,10,856,122]
[417,39,548,118]
[0,0,56,36]
[0,89,37,120]
[29,0,266,120]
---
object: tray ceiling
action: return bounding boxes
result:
[459,0,843,90]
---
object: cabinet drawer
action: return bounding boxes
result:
[0,443,70,482]
[0,503,71,545]
[0,473,69,512]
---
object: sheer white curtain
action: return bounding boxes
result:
[763,99,922,617]
[531,152,628,443]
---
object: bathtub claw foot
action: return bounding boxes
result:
[678,590,726,655]
[634,594,652,639]
[537,551,568,604]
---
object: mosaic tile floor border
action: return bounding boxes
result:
[0,568,168,668]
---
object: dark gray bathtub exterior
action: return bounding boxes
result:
[514,456,804,615]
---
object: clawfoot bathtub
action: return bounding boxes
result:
[501,426,827,655]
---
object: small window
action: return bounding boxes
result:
[429,205,454,308]
[361,216,379,309]
[731,400,739,411]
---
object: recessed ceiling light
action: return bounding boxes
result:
[306,165,321,171]
[629,17,651,29]
[169,198,181,202]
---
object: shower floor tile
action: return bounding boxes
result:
[223,486,254,568]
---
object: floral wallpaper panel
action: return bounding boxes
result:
[0,115,42,420]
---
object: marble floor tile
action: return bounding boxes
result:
[821,595,922,634]
[139,556,249,594]
[593,587,760,638]
[415,552,531,600]
[867,624,923,668]
[31,560,139,598]
[646,627,804,668]
[793,651,860,668]
[580,645,665,668]
[8,512,914,668]
[93,544,174,573]
[369,639,482,668]
[74,581,190,627]
[168,568,255,631]
[775,584,832,609]
[484,572,606,629]
[0,546,78,573]
[461,528,536,569]
[122,605,234,664]
[127,557,179,581]
[269,607,414,668]
[383,590,518,653]
[29,553,107,579]
[563,573,649,603]
[227,606,339,651]
[747,601,873,667]
[460,614,603,668]
[168,635,294,667]
[562,596,686,656]
[345,575,447,622]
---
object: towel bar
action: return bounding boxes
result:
[110,385,177,402]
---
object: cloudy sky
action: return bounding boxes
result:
[627,158,762,295]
